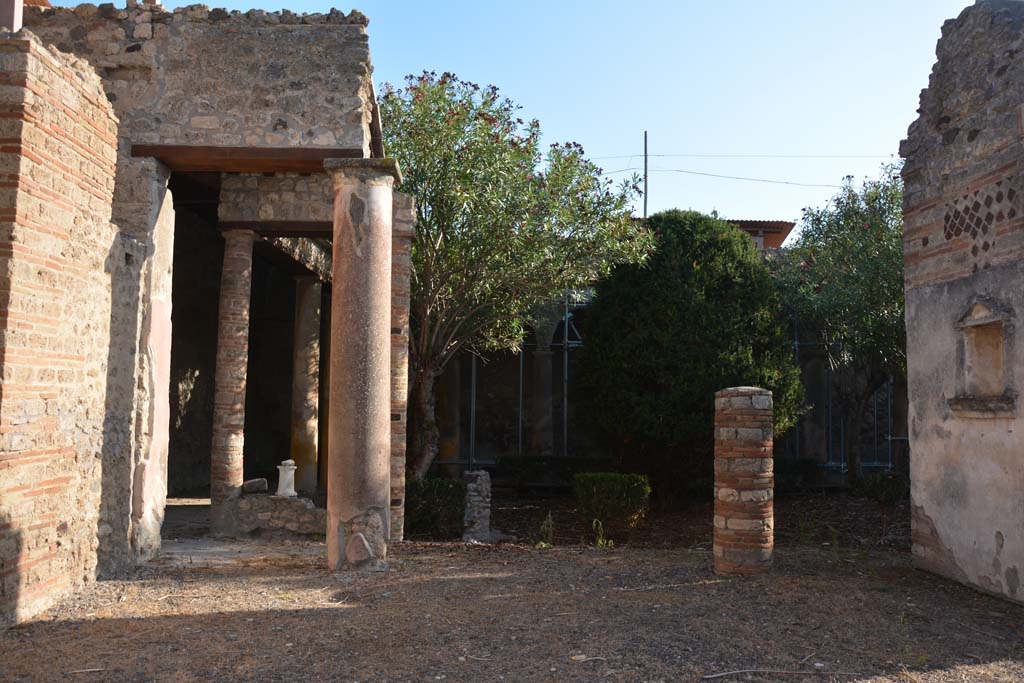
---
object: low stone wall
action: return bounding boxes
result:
[231,495,326,536]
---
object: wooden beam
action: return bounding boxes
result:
[219,220,333,238]
[132,145,363,173]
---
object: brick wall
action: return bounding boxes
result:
[0,33,118,625]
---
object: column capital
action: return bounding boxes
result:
[324,157,402,185]
[221,227,256,241]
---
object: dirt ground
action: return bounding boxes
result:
[2,497,1022,683]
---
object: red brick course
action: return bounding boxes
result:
[0,35,118,624]
[713,387,774,576]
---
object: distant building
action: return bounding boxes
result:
[728,219,795,250]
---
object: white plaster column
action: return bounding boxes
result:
[324,158,400,570]
[290,276,322,495]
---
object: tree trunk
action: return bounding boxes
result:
[409,365,440,480]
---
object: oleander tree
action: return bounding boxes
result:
[770,165,905,483]
[379,72,653,479]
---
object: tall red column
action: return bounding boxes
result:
[324,158,400,570]
[290,276,322,495]
[210,229,255,535]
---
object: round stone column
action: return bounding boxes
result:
[290,276,321,495]
[210,228,256,535]
[713,386,774,575]
[324,158,401,570]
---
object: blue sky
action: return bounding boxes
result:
[62,0,970,231]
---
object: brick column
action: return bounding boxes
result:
[290,276,321,495]
[713,386,774,575]
[390,192,415,541]
[210,229,256,535]
[324,158,401,570]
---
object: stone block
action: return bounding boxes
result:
[242,478,268,493]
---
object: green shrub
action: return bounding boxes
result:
[573,472,651,541]
[573,210,803,498]
[405,478,467,540]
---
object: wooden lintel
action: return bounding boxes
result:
[219,220,333,238]
[132,145,363,173]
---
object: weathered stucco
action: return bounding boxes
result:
[901,0,1024,603]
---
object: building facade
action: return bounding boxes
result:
[0,1,412,624]
[901,0,1024,602]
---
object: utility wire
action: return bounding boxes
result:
[592,153,894,160]
[599,166,843,188]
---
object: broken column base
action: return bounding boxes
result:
[462,470,492,542]
[329,506,389,571]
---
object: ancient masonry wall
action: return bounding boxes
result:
[900,0,1024,602]
[17,3,375,565]
[23,3,373,153]
[0,33,118,625]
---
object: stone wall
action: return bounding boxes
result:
[0,33,118,625]
[900,0,1024,602]
[220,173,333,223]
[232,494,325,536]
[23,3,373,153]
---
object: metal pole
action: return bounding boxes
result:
[886,376,893,469]
[517,346,524,457]
[826,366,833,466]
[563,292,569,457]
[469,353,477,469]
[872,385,878,464]
[792,317,800,460]
[643,131,649,219]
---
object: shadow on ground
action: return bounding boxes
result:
[1,535,1022,682]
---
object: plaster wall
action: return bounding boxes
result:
[901,0,1024,602]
